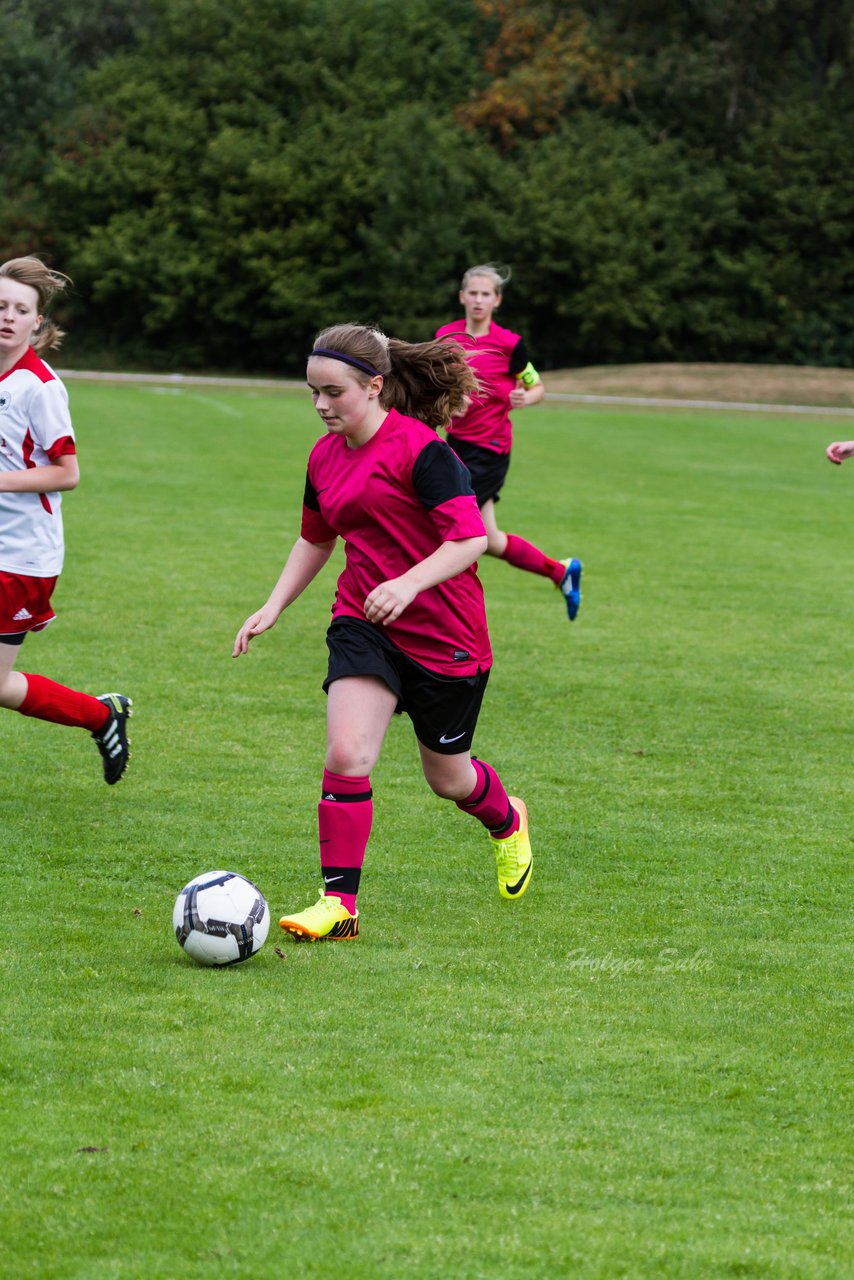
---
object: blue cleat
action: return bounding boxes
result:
[559,558,582,621]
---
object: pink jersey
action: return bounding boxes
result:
[300,408,491,677]
[0,347,76,576]
[435,319,530,455]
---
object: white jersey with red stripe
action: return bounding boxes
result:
[0,347,76,576]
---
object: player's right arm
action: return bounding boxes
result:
[827,440,854,464]
[0,382,79,492]
[0,451,79,493]
[232,535,336,656]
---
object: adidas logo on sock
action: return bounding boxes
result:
[12,608,32,621]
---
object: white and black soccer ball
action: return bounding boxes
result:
[173,870,270,966]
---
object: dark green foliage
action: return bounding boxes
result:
[34,0,485,368]
[719,95,854,366]
[0,0,151,255]
[583,0,852,143]
[487,117,742,366]
[1,0,852,369]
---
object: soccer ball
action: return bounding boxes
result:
[173,870,270,966]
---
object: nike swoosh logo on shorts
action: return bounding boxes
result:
[439,731,466,744]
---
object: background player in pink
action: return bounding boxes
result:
[233,323,533,940]
[0,256,131,783]
[436,263,583,621]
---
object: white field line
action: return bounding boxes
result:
[59,370,301,390]
[143,386,244,417]
[58,369,854,417]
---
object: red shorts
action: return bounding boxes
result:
[0,571,58,636]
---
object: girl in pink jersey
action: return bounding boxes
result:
[233,323,533,940]
[436,263,583,621]
[0,257,132,784]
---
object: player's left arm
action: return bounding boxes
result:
[364,535,487,626]
[508,339,545,409]
[364,439,487,626]
[509,366,545,408]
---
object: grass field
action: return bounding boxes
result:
[2,381,851,1279]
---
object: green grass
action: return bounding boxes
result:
[2,383,851,1278]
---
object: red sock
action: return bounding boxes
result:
[456,758,520,837]
[318,769,373,914]
[18,673,109,731]
[501,534,565,584]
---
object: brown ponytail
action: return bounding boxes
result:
[311,323,478,430]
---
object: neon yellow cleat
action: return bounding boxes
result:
[490,797,533,900]
[279,889,360,942]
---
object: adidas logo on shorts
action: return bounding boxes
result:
[12,608,32,621]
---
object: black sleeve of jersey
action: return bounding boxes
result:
[411,438,476,510]
[508,338,530,377]
[303,470,321,511]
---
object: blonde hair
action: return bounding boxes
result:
[311,323,478,430]
[0,256,71,353]
[461,263,511,293]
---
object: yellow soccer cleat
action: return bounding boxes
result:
[490,797,533,901]
[279,889,360,942]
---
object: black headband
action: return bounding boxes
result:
[309,347,382,377]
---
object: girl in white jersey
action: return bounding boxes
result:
[234,323,533,940]
[0,256,132,784]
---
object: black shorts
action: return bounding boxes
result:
[324,617,490,755]
[446,436,511,506]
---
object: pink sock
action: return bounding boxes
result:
[318,769,373,914]
[456,758,520,837]
[502,534,564,584]
[18,673,109,731]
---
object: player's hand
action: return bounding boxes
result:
[826,441,854,465]
[233,606,279,656]
[509,386,528,408]
[364,577,417,626]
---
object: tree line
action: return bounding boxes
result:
[3,0,852,372]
